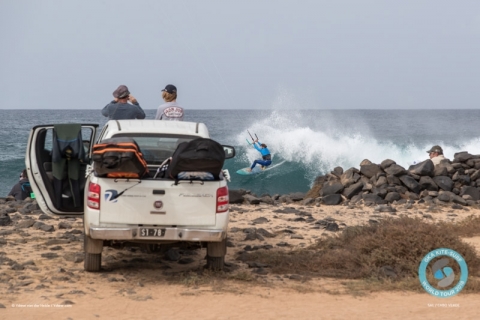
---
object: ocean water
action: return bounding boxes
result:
[2,109,480,198]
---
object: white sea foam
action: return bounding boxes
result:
[237,109,480,181]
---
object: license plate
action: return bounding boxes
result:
[139,228,166,237]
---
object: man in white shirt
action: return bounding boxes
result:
[426,145,449,166]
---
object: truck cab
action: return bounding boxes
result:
[26,120,235,272]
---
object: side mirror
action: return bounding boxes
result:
[222,145,235,159]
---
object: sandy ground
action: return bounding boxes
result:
[1,201,480,319]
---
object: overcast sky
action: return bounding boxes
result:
[1,0,480,110]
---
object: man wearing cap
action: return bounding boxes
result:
[155,84,184,121]
[427,145,449,166]
[102,85,146,120]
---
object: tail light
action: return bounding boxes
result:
[87,182,101,209]
[216,186,229,213]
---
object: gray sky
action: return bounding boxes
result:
[1,0,480,110]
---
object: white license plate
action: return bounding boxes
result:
[139,228,166,237]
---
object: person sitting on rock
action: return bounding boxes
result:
[8,169,32,200]
[426,145,449,166]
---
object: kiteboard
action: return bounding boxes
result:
[236,160,286,176]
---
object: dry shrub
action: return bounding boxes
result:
[440,215,480,237]
[246,216,480,281]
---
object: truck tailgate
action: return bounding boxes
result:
[99,180,221,226]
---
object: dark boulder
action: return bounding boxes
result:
[244,194,261,205]
[452,195,467,206]
[371,187,388,199]
[453,151,473,163]
[375,176,388,188]
[362,194,386,205]
[384,164,407,177]
[385,192,401,203]
[399,175,421,194]
[229,189,246,204]
[418,176,438,191]
[342,181,364,199]
[408,160,434,177]
[331,166,344,178]
[437,192,451,202]
[434,164,449,177]
[433,176,453,192]
[387,175,402,186]
[288,192,305,201]
[322,194,342,205]
[460,186,480,201]
[321,181,344,196]
[0,214,11,226]
[360,163,382,179]
[340,168,361,188]
[470,170,480,181]
[380,159,396,169]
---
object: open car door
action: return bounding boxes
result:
[25,123,98,217]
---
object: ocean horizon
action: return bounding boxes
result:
[2,109,480,197]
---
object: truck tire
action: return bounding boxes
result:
[84,234,103,272]
[206,238,227,271]
[206,256,225,271]
[84,253,102,272]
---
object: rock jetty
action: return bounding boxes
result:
[230,151,480,207]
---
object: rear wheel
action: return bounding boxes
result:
[206,256,225,270]
[84,234,103,272]
[84,253,102,272]
[206,238,227,271]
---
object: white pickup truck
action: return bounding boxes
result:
[25,120,235,272]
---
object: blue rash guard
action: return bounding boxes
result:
[250,141,272,169]
[254,142,271,159]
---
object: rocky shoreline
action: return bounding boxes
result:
[229,151,480,209]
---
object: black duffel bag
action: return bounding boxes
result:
[166,138,225,180]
